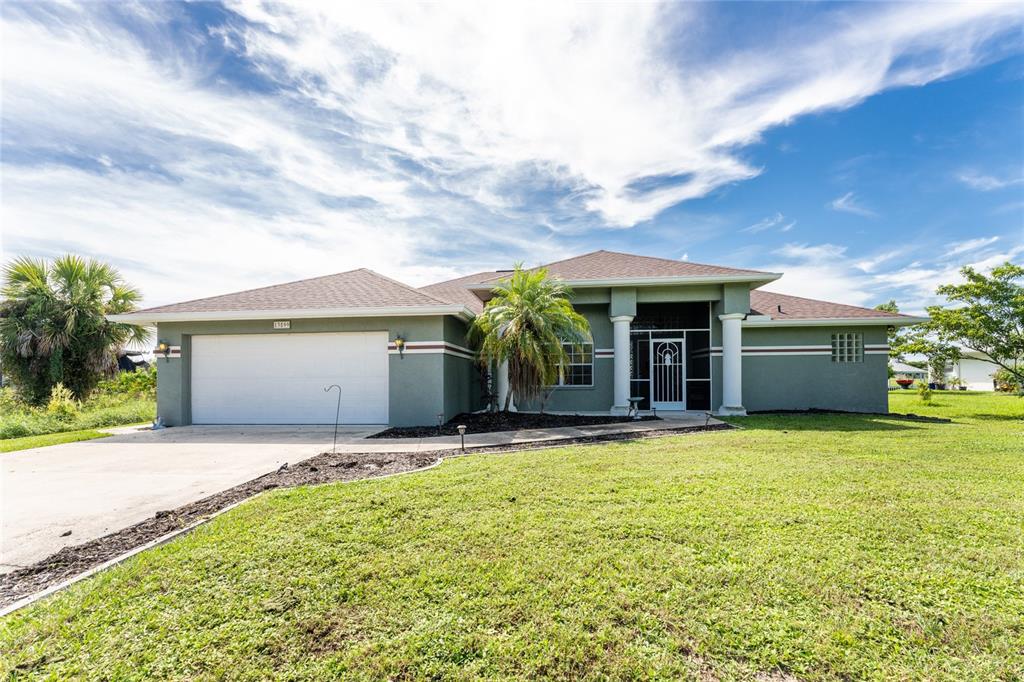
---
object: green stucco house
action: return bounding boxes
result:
[110,251,925,426]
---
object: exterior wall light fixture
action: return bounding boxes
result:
[394,336,406,357]
[157,341,171,361]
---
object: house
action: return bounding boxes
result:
[109,250,926,426]
[890,361,927,382]
[947,350,1003,391]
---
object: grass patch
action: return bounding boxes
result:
[0,390,155,440]
[2,393,1022,679]
[0,429,112,453]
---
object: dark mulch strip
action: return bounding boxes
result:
[0,422,730,610]
[369,412,662,438]
[746,408,952,423]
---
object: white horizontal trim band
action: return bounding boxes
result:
[742,316,927,328]
[388,349,474,360]
[387,340,475,360]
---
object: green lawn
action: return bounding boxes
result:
[0,429,112,453]
[3,393,1022,680]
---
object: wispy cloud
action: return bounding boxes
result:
[957,170,1024,191]
[1,1,1022,304]
[828,192,878,218]
[763,237,1022,313]
[742,212,782,233]
[944,236,1000,257]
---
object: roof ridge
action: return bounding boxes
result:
[585,249,774,275]
[359,268,453,305]
[525,249,606,272]
[418,270,501,290]
[133,268,368,314]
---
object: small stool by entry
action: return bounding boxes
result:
[627,396,644,420]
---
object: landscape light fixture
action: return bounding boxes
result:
[457,424,467,452]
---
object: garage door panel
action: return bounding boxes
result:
[191,332,389,424]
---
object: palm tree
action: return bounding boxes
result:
[0,254,148,403]
[470,265,590,412]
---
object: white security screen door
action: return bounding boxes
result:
[651,339,686,410]
[191,332,388,424]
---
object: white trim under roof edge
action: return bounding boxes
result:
[107,304,475,325]
[742,315,928,328]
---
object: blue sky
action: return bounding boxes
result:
[1,1,1022,311]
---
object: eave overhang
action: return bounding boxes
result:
[466,273,783,297]
[108,304,475,325]
[742,315,929,328]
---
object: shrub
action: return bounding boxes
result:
[916,381,933,404]
[994,368,1022,394]
[96,365,157,398]
[46,383,80,422]
[0,386,23,415]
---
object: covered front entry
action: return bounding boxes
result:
[629,303,712,411]
[191,332,389,424]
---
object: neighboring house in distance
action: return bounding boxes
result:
[110,250,925,427]
[947,350,1002,391]
[890,361,927,382]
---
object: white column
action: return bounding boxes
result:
[718,313,746,416]
[610,315,633,414]
[496,360,516,412]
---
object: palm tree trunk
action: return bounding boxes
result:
[503,386,513,413]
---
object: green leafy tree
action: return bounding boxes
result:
[0,255,148,403]
[470,265,591,412]
[926,262,1023,385]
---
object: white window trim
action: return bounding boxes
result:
[556,341,595,387]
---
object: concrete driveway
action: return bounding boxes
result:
[1,425,380,573]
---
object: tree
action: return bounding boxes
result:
[470,265,591,412]
[926,262,1023,384]
[873,299,914,362]
[0,255,148,403]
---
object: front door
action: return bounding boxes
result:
[651,339,686,410]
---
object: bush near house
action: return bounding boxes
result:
[0,365,156,440]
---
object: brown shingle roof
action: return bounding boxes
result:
[749,290,917,320]
[134,268,452,315]
[418,270,504,314]
[479,250,776,283]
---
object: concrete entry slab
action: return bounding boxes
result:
[1,425,381,574]
[1,414,724,575]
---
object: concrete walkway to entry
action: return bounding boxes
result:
[2,413,720,574]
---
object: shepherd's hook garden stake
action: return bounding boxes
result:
[324,384,342,454]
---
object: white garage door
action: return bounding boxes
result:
[191,332,388,424]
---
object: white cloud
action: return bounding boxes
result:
[944,236,1000,257]
[854,250,902,273]
[742,212,783,234]
[227,0,1022,227]
[1,1,1022,305]
[957,170,1024,191]
[762,238,1023,313]
[828,191,877,218]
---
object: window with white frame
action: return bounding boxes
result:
[831,332,863,363]
[558,342,593,386]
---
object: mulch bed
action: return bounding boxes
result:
[746,408,952,423]
[0,422,730,610]
[369,412,662,438]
